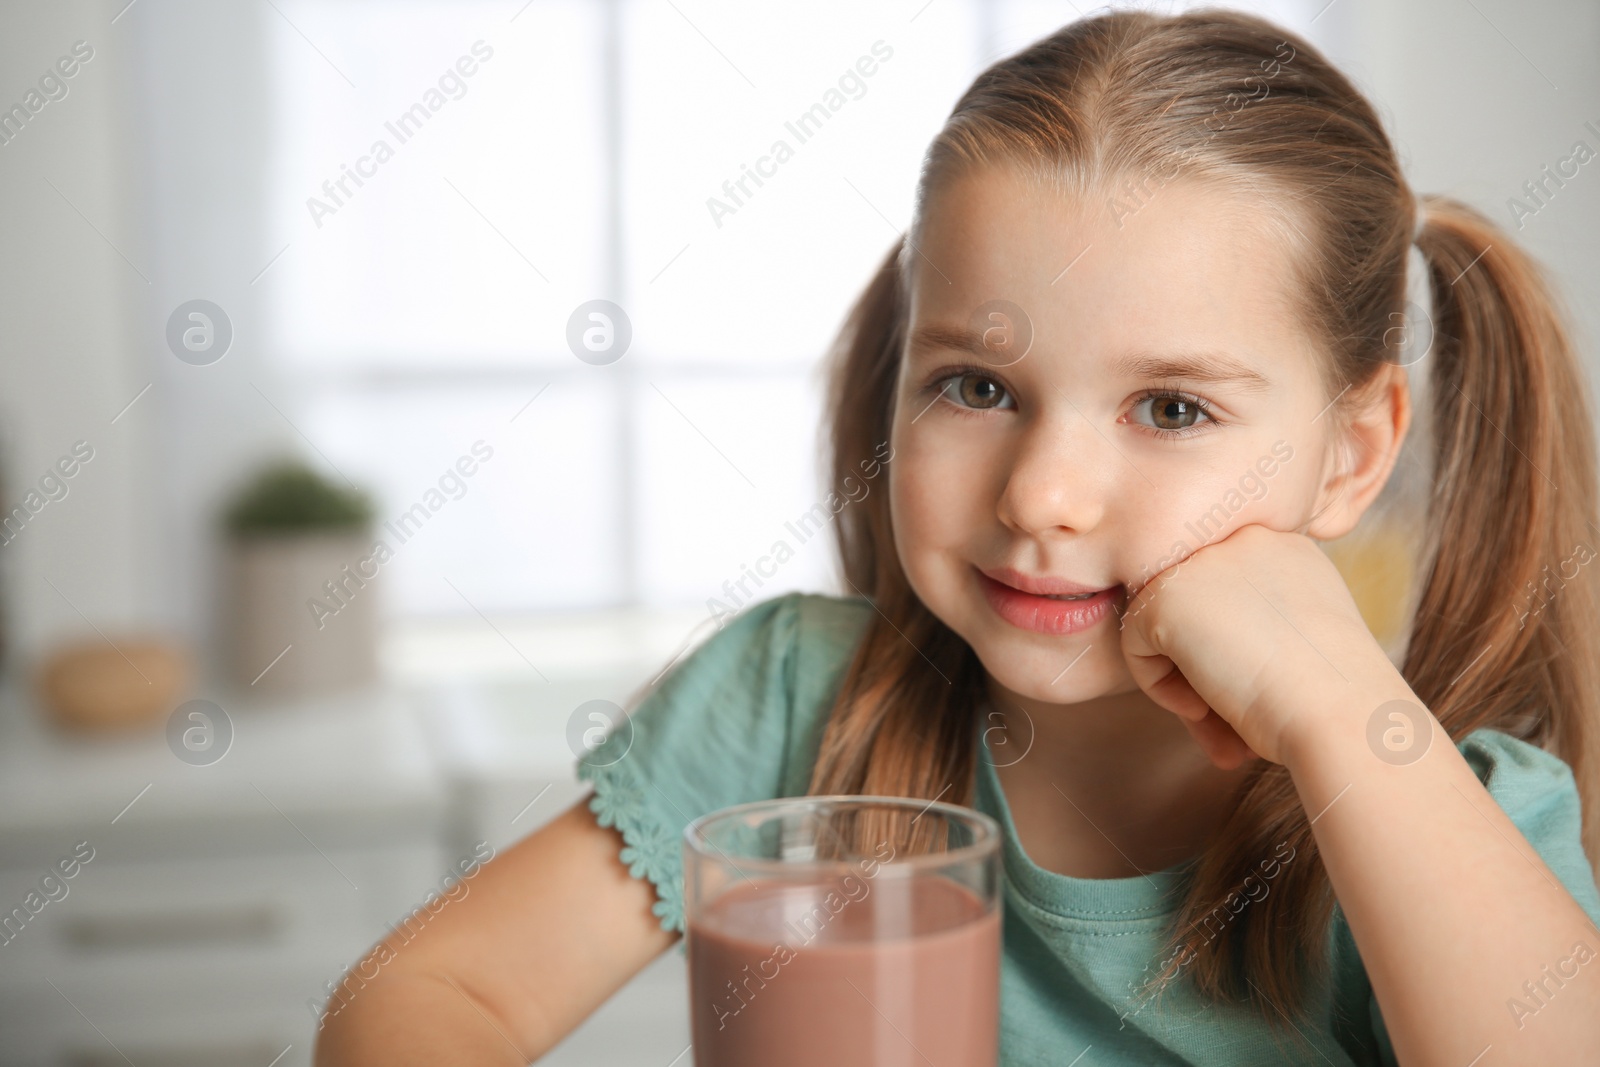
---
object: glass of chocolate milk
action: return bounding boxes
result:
[683,795,1001,1067]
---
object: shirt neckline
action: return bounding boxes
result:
[975,721,1192,923]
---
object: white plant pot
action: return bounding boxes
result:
[227,529,378,697]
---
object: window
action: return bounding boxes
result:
[262,0,1323,620]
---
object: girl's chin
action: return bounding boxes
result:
[977,651,1128,704]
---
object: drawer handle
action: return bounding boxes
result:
[59,904,284,950]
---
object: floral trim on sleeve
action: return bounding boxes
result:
[576,752,686,936]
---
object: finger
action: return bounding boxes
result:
[1184,710,1258,770]
[1178,712,1220,766]
[1118,589,1208,722]
[1205,709,1263,766]
[1124,652,1211,723]
[1181,713,1236,769]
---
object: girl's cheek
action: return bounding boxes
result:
[900,423,995,491]
[1120,444,1312,582]
[890,437,988,560]
[889,452,950,544]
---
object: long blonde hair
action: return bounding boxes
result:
[807,7,1600,1028]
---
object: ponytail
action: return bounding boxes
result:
[1405,195,1600,866]
[809,238,989,806]
[825,239,908,603]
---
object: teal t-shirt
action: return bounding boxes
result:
[575,591,1600,1066]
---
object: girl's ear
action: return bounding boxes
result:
[1305,363,1412,541]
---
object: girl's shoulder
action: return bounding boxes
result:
[693,590,875,709]
[1458,727,1588,825]
[1430,729,1600,929]
[573,591,874,935]
[760,587,877,643]
[785,590,877,685]
[1332,726,1600,1062]
[1456,727,1594,885]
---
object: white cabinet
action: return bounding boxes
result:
[0,670,692,1067]
[0,682,450,1067]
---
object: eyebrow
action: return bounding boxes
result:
[1109,351,1274,394]
[907,324,992,360]
[907,325,1274,394]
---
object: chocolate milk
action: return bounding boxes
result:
[687,874,1000,1067]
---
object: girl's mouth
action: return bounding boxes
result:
[975,567,1123,636]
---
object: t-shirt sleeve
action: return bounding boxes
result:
[1364,728,1600,1066]
[573,591,809,937]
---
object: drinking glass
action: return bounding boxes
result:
[683,795,1002,1067]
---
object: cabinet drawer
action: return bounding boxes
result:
[0,843,445,973]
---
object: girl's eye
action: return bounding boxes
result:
[1128,390,1216,437]
[936,371,1015,412]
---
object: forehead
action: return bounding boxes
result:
[906,165,1317,374]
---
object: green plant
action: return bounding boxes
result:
[223,458,374,536]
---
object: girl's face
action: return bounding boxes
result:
[890,165,1342,706]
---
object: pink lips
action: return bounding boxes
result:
[976,566,1122,636]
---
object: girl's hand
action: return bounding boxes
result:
[1117,523,1399,769]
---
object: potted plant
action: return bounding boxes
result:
[222,459,379,697]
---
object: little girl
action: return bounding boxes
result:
[316,9,1600,1066]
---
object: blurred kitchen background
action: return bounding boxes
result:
[0,0,1594,1064]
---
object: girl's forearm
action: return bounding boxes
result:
[313,970,536,1067]
[1283,678,1600,1067]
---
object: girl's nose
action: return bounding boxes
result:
[994,412,1111,538]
